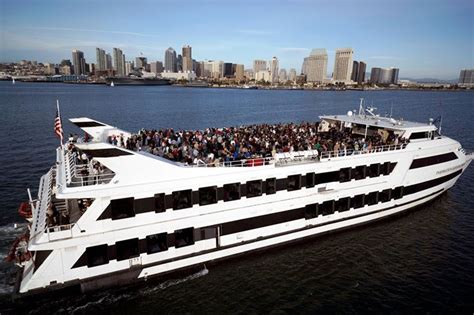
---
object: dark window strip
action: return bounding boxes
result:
[97,161,399,220]
[73,121,105,127]
[404,169,461,195]
[410,152,458,169]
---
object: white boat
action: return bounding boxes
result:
[10,101,472,297]
[12,77,15,85]
[110,81,114,87]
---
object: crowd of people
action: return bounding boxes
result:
[115,121,408,166]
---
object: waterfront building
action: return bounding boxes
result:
[125,61,133,75]
[304,49,328,83]
[256,70,271,82]
[357,61,366,84]
[113,48,126,76]
[235,64,244,81]
[253,60,267,79]
[289,68,297,82]
[351,61,359,82]
[96,48,106,71]
[370,67,399,84]
[333,48,353,83]
[279,69,287,82]
[182,45,192,72]
[270,57,279,84]
[177,54,183,72]
[459,69,474,86]
[106,54,113,70]
[244,69,254,80]
[150,61,164,74]
[44,63,57,75]
[135,57,147,70]
[164,47,177,72]
[72,49,86,75]
[60,59,72,67]
[223,63,234,78]
[59,65,72,75]
[161,70,196,81]
[212,61,223,79]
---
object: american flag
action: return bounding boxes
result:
[54,106,63,141]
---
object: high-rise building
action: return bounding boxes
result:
[96,48,106,71]
[150,61,164,74]
[164,47,177,72]
[125,61,133,75]
[106,54,113,70]
[304,49,328,83]
[44,63,57,75]
[256,70,271,82]
[270,57,279,84]
[223,62,234,78]
[135,57,147,70]
[279,69,287,82]
[370,67,399,84]
[235,64,244,81]
[113,48,126,76]
[351,61,359,82]
[177,54,183,72]
[459,69,474,85]
[333,48,353,82]
[357,61,366,84]
[253,60,267,79]
[182,45,192,72]
[72,49,86,75]
[289,68,297,82]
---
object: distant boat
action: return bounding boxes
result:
[110,81,114,87]
[105,77,171,86]
[12,77,15,85]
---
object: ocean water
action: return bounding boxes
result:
[0,82,473,313]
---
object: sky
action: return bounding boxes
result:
[0,0,473,79]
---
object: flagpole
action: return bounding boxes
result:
[57,99,64,147]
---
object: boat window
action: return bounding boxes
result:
[172,189,193,210]
[353,166,366,180]
[199,186,218,206]
[146,233,168,254]
[389,162,397,173]
[410,132,428,140]
[175,227,195,248]
[409,152,458,169]
[246,180,263,198]
[86,244,109,267]
[224,183,241,201]
[367,164,380,177]
[366,191,378,205]
[116,238,140,261]
[393,186,404,199]
[351,194,365,209]
[154,193,166,213]
[379,189,391,203]
[266,178,276,195]
[339,168,351,183]
[305,173,315,188]
[197,227,217,241]
[319,171,339,184]
[111,197,135,220]
[382,162,391,176]
[336,197,350,212]
[304,203,318,219]
[321,200,334,215]
[287,175,302,191]
[276,178,287,191]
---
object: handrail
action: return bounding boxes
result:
[188,143,407,168]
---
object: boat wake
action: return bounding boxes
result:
[141,266,209,295]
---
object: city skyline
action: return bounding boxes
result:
[0,0,473,79]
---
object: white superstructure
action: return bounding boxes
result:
[12,104,472,297]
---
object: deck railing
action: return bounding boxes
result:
[62,149,115,187]
[189,143,407,167]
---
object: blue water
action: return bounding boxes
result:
[0,82,473,313]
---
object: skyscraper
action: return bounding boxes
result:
[177,54,183,72]
[223,63,233,78]
[253,60,267,79]
[113,48,126,76]
[304,49,328,83]
[357,61,366,84]
[333,48,353,82]
[106,54,113,70]
[135,57,147,69]
[95,48,106,72]
[370,67,399,84]
[270,57,279,84]
[182,45,192,72]
[150,61,163,74]
[235,64,244,81]
[164,47,177,72]
[351,61,359,82]
[279,69,287,82]
[72,49,86,75]
[459,69,474,85]
[288,68,297,82]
